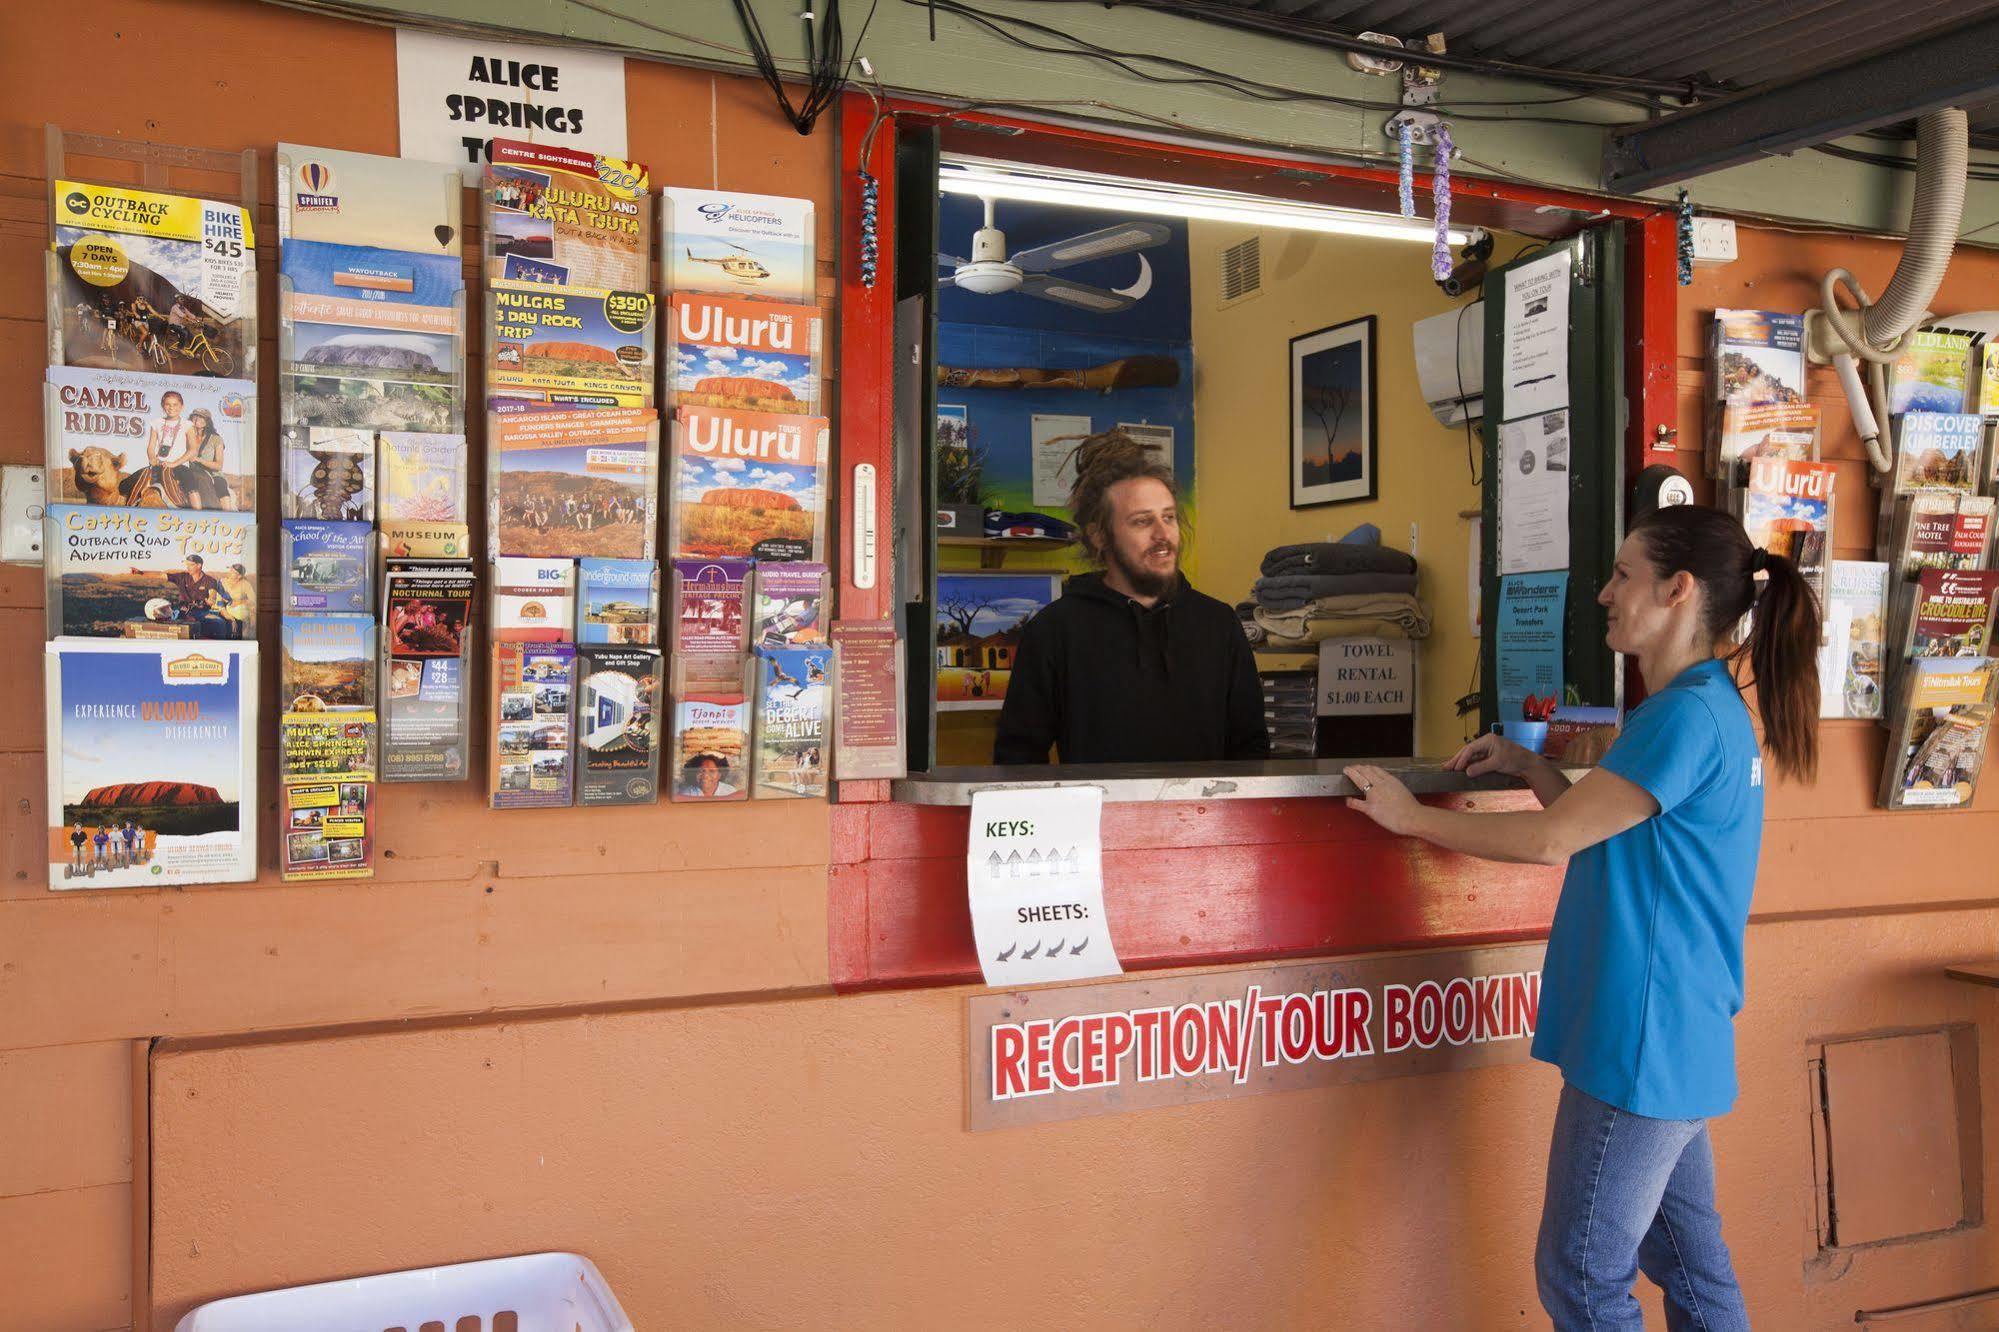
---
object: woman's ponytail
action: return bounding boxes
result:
[1742,549,1821,783]
[1629,505,1822,783]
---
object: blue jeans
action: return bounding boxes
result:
[1536,1083,1749,1331]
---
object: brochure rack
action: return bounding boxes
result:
[39,125,262,889]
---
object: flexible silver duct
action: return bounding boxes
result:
[1812,108,1970,472]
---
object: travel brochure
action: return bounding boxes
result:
[47,505,257,640]
[378,431,469,524]
[490,640,576,809]
[753,645,828,800]
[280,613,377,713]
[1706,309,1805,479]
[281,780,375,881]
[670,405,828,562]
[1739,457,1835,623]
[383,566,476,658]
[672,694,750,803]
[578,557,659,644]
[672,556,750,690]
[49,180,255,379]
[578,645,662,805]
[382,655,468,782]
[490,406,659,559]
[46,367,256,510]
[668,292,822,415]
[1879,658,1996,810]
[493,556,578,642]
[1890,330,1973,416]
[488,280,656,408]
[483,139,651,293]
[662,186,815,303]
[279,711,378,784]
[44,640,258,889]
[282,519,373,614]
[1818,560,1889,721]
[281,425,375,521]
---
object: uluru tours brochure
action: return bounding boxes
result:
[46,367,256,510]
[668,292,821,415]
[49,179,255,379]
[47,505,257,640]
[44,640,258,889]
[490,407,659,559]
[670,405,828,562]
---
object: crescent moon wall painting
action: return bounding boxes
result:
[1289,315,1378,508]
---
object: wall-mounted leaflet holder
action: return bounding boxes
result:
[42,124,261,558]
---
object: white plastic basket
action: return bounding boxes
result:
[172,1251,632,1332]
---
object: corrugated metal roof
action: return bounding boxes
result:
[1205,0,1999,88]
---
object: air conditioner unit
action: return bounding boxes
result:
[1413,302,1484,428]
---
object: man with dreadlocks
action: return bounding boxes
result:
[995,430,1268,766]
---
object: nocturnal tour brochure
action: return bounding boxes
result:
[50,179,255,379]
[44,639,258,889]
[46,366,256,510]
[47,505,257,640]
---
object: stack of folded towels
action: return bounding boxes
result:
[1238,523,1431,650]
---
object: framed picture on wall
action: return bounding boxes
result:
[934,570,1063,711]
[1289,315,1377,508]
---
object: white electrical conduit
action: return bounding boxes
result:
[1813,108,1970,474]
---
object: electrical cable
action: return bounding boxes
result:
[733,0,877,134]
[903,0,1655,128]
[984,0,1718,102]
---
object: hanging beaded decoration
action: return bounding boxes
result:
[1397,120,1416,219]
[859,168,880,288]
[1431,122,1454,282]
[1676,188,1695,287]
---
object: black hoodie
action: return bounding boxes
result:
[994,572,1270,765]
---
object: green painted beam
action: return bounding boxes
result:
[273,0,1999,240]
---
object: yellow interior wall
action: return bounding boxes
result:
[1187,220,1519,758]
[931,220,1519,766]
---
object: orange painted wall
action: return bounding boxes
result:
[5,3,1999,1330]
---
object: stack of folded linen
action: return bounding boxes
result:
[1247,530,1430,650]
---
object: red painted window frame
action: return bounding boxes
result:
[830,93,1677,992]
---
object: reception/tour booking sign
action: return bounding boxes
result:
[966,942,1545,1130]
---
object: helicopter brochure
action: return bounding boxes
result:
[662,187,815,304]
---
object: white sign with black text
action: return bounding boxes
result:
[395,29,628,184]
[1317,637,1414,716]
[968,786,1122,987]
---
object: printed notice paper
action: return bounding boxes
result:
[1030,413,1094,507]
[1497,572,1567,722]
[1499,409,1570,575]
[968,786,1122,987]
[1501,249,1572,419]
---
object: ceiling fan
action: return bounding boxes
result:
[938,197,1171,312]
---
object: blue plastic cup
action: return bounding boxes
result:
[1492,719,1550,755]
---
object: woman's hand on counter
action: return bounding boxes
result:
[1341,765,1422,835]
[1443,733,1535,778]
[1445,734,1574,808]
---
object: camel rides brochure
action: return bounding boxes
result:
[44,639,258,889]
[46,366,256,510]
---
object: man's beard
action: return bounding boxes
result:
[1108,540,1179,599]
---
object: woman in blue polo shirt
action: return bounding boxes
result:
[1343,504,1821,1331]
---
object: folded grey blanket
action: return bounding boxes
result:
[1260,542,1417,577]
[1254,571,1420,605]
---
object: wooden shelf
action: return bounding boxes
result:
[937,535,1073,569]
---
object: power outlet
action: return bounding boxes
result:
[1692,216,1738,265]
[0,465,45,565]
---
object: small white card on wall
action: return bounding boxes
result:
[968,786,1122,986]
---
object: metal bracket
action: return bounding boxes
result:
[2,466,46,565]
[1384,79,1443,146]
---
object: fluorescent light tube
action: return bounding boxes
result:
[940,163,1466,245]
